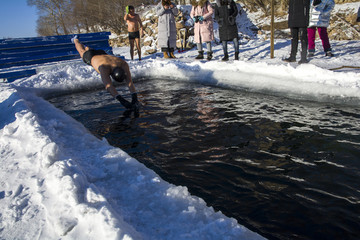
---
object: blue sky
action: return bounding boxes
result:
[0,0,38,38]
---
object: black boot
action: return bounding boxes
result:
[299,49,309,64]
[299,28,309,64]
[195,51,204,59]
[235,52,239,60]
[298,58,309,64]
[284,28,299,63]
[222,53,229,61]
[283,56,296,62]
[325,51,334,57]
[308,50,315,57]
[207,51,213,61]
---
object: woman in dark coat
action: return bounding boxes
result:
[284,0,310,64]
[215,0,239,61]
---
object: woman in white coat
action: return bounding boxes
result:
[307,0,335,57]
[156,0,179,58]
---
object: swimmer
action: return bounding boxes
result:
[72,36,139,110]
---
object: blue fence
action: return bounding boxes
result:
[0,32,113,82]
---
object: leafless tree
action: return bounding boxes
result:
[27,0,73,35]
[29,0,289,36]
[239,0,289,15]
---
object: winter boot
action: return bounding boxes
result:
[195,51,204,60]
[222,53,229,61]
[207,51,213,61]
[170,51,176,58]
[163,52,171,59]
[284,40,297,62]
[298,49,309,64]
[235,52,239,60]
[308,49,315,57]
[298,58,309,64]
[283,56,296,62]
[325,51,334,57]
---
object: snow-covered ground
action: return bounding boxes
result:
[1,2,360,238]
[1,37,359,240]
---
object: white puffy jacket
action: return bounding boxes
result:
[309,0,335,28]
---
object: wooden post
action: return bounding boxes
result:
[270,0,275,58]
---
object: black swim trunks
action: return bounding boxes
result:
[82,49,107,65]
[128,31,140,40]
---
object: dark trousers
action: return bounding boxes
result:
[222,38,239,54]
[290,27,308,60]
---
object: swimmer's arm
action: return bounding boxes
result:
[137,15,144,36]
[99,65,118,97]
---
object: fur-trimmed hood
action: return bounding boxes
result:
[216,0,232,7]
[191,0,208,7]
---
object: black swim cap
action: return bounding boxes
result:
[111,67,126,82]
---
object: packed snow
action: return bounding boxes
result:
[1,3,360,240]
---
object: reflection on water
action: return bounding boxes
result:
[49,79,360,240]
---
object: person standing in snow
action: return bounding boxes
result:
[190,0,215,61]
[124,5,144,61]
[214,0,239,61]
[283,0,310,64]
[307,0,335,57]
[72,37,139,111]
[357,7,360,22]
[156,0,179,59]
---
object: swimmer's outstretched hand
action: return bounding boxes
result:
[131,93,140,111]
[116,95,132,109]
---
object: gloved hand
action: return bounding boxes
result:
[228,16,235,25]
[116,95,132,109]
[71,35,78,43]
[313,0,321,6]
[126,6,130,14]
[131,92,140,110]
[198,16,204,21]
[193,17,197,23]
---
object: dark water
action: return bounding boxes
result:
[49,79,360,240]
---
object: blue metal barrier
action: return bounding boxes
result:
[0,32,113,82]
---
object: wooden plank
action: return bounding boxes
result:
[0,47,113,69]
[0,69,37,83]
[0,32,113,80]
[0,42,112,64]
[0,32,110,44]
[0,37,110,51]
[0,41,112,60]
[0,32,111,50]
